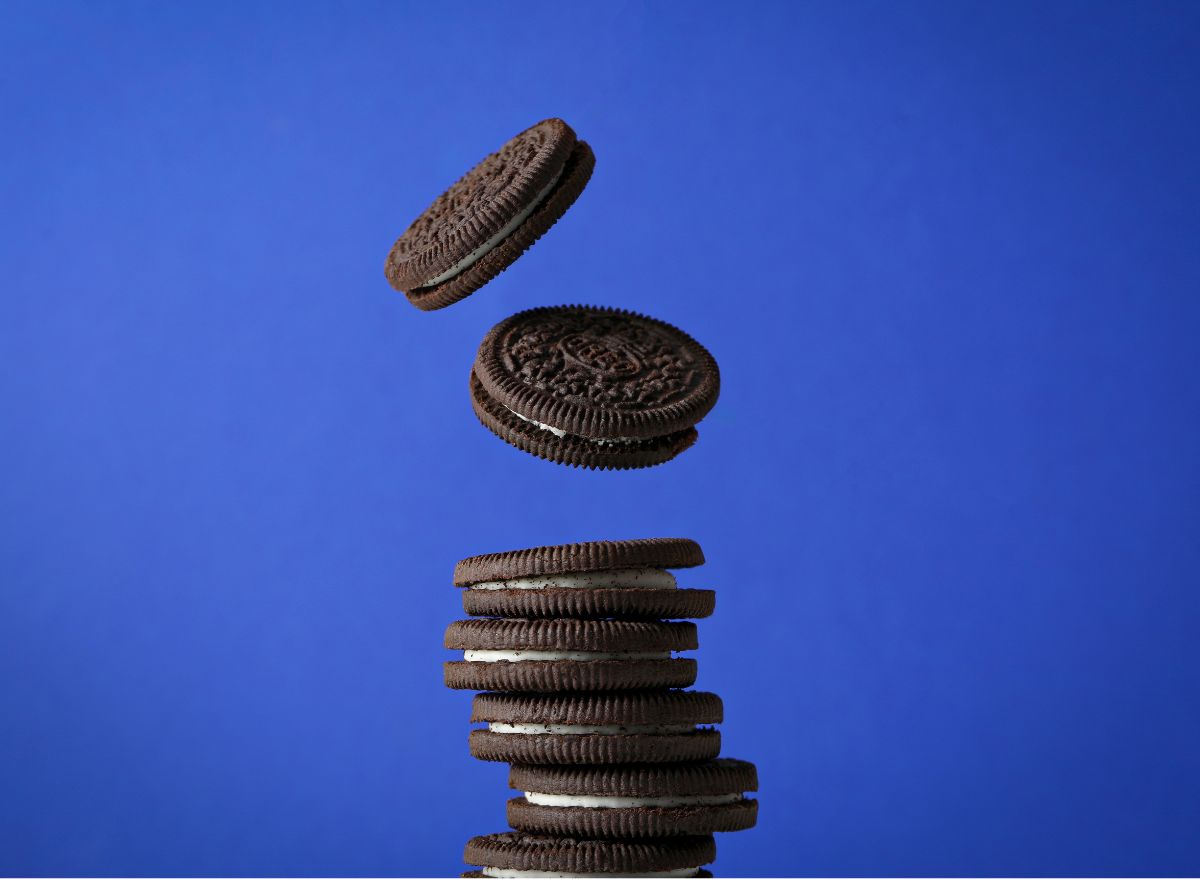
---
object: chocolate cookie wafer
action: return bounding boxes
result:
[456,538,714,620]
[444,619,697,692]
[506,759,758,838]
[469,690,722,764]
[385,118,595,311]
[470,305,720,469]
[463,832,715,878]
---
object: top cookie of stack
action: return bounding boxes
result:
[455,537,714,621]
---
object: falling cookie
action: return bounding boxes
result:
[463,832,715,878]
[469,690,722,765]
[443,618,697,692]
[385,118,595,311]
[506,759,758,838]
[470,305,720,469]
[455,537,714,620]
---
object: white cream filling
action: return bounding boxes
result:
[480,869,698,879]
[524,791,743,809]
[464,650,671,662]
[507,408,644,446]
[421,167,564,287]
[488,722,696,735]
[510,409,568,438]
[469,568,677,591]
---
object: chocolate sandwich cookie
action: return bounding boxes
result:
[506,759,758,838]
[463,832,715,878]
[469,690,722,764]
[444,619,697,692]
[456,538,715,620]
[385,118,595,311]
[470,305,720,469]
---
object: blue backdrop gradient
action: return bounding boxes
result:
[2,2,1199,876]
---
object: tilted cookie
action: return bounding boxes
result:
[506,759,758,838]
[444,618,697,692]
[470,305,720,469]
[456,537,714,620]
[385,118,594,311]
[469,690,722,765]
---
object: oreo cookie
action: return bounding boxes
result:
[506,759,758,838]
[456,538,715,620]
[469,690,722,765]
[470,305,720,469]
[385,118,595,311]
[444,619,697,692]
[463,832,715,878]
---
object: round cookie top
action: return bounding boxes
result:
[445,618,697,653]
[473,306,720,441]
[454,537,704,587]
[471,690,722,726]
[464,832,716,874]
[386,119,576,293]
[510,758,758,798]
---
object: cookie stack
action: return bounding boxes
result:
[384,118,757,874]
[444,538,757,878]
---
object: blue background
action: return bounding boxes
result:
[2,2,1199,876]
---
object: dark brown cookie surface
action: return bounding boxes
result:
[463,874,713,878]
[469,691,722,764]
[469,727,720,765]
[444,618,698,693]
[462,873,713,878]
[456,538,713,619]
[470,305,719,469]
[444,618,697,652]
[445,657,697,692]
[470,371,698,469]
[385,118,594,310]
[454,538,705,586]
[463,832,716,875]
[472,691,722,726]
[507,759,759,838]
[509,759,758,798]
[462,586,715,620]
[506,795,758,838]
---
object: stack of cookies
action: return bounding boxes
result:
[384,117,757,873]
[444,538,758,878]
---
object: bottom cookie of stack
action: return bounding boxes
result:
[463,832,716,878]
